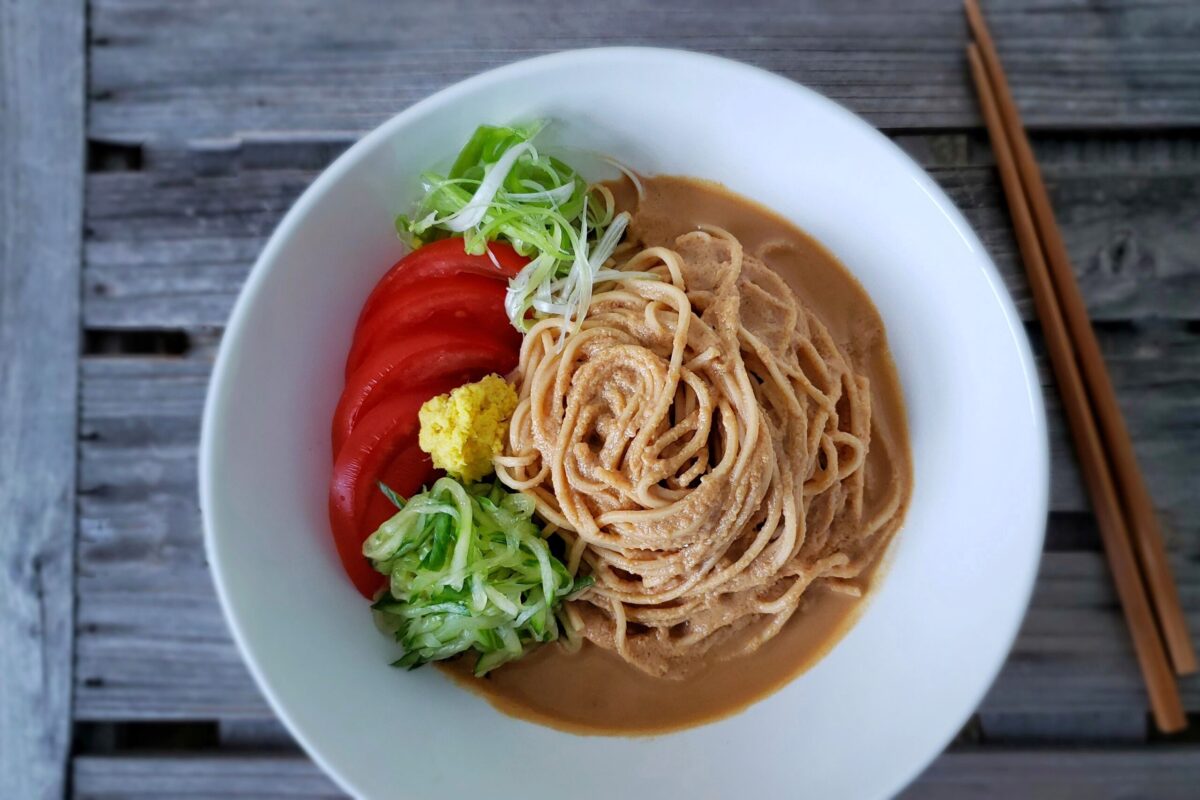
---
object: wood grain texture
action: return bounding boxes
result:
[87,0,1200,143]
[68,746,1200,800]
[983,548,1200,713]
[0,0,85,797]
[81,133,1200,331]
[73,755,345,799]
[976,711,1147,743]
[900,747,1200,800]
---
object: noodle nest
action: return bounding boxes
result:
[496,228,905,678]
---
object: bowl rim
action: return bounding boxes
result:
[200,45,1049,800]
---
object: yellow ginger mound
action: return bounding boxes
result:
[418,374,518,481]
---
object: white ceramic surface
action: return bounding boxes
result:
[200,48,1048,800]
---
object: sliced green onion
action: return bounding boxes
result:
[396,121,654,332]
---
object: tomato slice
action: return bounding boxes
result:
[328,382,458,598]
[346,275,519,378]
[354,238,527,334]
[363,442,434,547]
[332,329,519,455]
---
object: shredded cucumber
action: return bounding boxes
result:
[395,122,638,333]
[365,477,592,675]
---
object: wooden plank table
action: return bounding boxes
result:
[0,1,84,798]
[2,0,1198,797]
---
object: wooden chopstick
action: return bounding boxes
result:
[964,0,1196,679]
[965,42,1186,734]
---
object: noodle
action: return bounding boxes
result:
[496,228,907,679]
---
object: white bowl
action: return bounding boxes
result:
[201,48,1047,800]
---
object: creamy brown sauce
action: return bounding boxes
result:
[441,175,912,735]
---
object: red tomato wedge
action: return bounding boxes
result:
[345,275,519,379]
[332,329,519,455]
[328,382,458,598]
[354,238,527,333]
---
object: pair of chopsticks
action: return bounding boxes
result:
[964,0,1196,733]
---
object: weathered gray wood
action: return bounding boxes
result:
[1037,323,1200,533]
[81,132,1200,331]
[900,747,1200,800]
[68,746,1200,800]
[0,0,85,797]
[977,711,1147,743]
[984,546,1199,714]
[73,755,345,799]
[88,0,1200,143]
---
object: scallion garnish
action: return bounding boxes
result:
[396,122,637,333]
